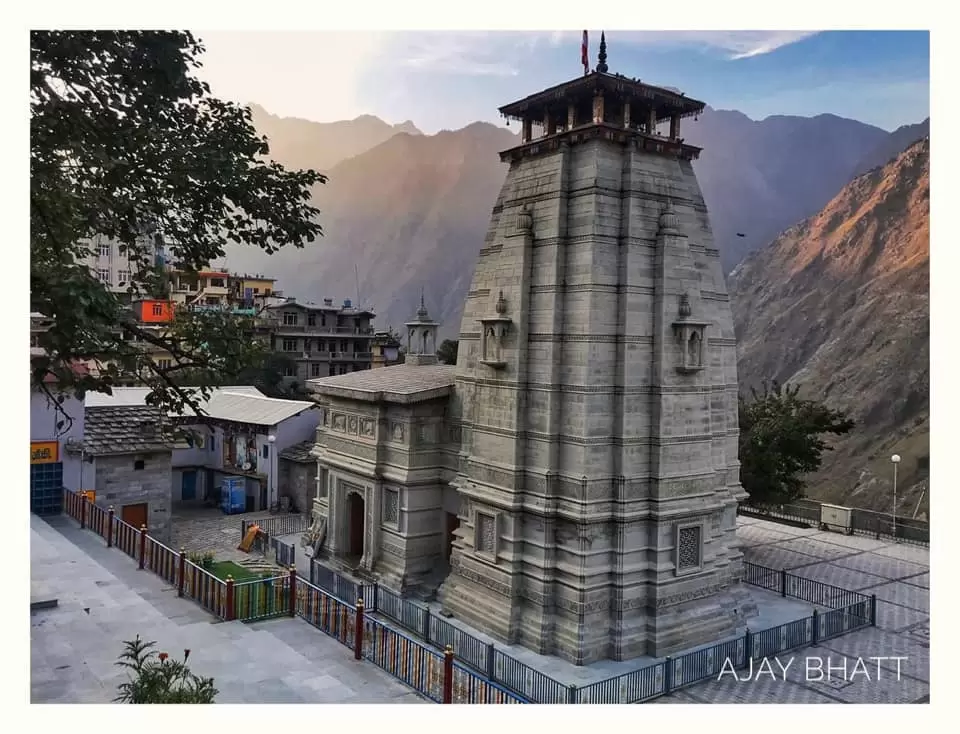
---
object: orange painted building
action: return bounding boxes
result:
[135,299,175,324]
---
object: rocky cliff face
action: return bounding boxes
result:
[729,139,929,515]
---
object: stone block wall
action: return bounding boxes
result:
[93,452,173,544]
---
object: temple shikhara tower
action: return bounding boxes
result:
[307,34,755,665]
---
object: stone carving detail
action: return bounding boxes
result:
[332,413,346,431]
[360,419,374,437]
[457,563,510,597]
[347,415,358,434]
[673,293,709,374]
[654,583,722,609]
[475,512,497,556]
[677,526,702,571]
[382,488,399,526]
[390,422,405,442]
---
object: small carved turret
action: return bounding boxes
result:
[516,205,533,235]
[658,201,680,236]
[495,290,507,315]
[678,293,692,318]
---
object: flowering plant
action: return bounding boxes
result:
[115,636,217,703]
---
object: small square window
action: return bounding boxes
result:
[262,444,269,459]
[133,459,145,471]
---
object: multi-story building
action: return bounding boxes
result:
[229,273,277,305]
[259,297,376,381]
[168,268,231,309]
[81,232,167,300]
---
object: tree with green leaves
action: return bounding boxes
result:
[437,339,459,365]
[738,381,855,506]
[115,636,217,704]
[31,31,325,424]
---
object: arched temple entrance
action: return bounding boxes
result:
[347,491,365,560]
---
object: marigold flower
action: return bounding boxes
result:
[158,652,168,662]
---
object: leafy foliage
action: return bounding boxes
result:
[437,339,459,365]
[739,381,855,506]
[115,636,217,703]
[30,31,325,423]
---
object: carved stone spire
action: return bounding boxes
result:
[597,32,608,73]
[417,287,429,321]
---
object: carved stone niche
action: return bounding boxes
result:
[479,290,512,370]
[672,293,709,374]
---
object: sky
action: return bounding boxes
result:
[193,30,929,134]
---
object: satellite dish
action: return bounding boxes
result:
[242,462,251,471]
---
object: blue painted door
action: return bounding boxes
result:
[30,462,63,516]
[181,470,197,501]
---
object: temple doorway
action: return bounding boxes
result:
[347,492,365,559]
[444,512,460,562]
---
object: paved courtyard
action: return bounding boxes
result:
[650,515,930,704]
[170,506,280,565]
[30,514,424,704]
[31,510,929,704]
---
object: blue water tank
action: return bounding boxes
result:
[343,299,352,308]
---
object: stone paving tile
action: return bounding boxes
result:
[810,533,893,553]
[818,626,929,683]
[741,545,821,571]
[901,572,929,589]
[737,525,797,547]
[668,673,842,704]
[831,552,928,581]
[790,561,889,591]
[861,581,929,614]
[872,602,928,633]
[869,543,930,566]
[774,537,856,561]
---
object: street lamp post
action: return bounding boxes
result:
[268,434,277,510]
[891,454,901,541]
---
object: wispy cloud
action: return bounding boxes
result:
[539,30,819,59]
[389,32,524,76]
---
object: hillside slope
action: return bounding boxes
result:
[729,139,930,515]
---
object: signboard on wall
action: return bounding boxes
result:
[80,490,96,503]
[30,441,59,464]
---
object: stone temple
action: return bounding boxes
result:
[305,38,756,664]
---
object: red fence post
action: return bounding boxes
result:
[80,497,87,530]
[354,598,365,660]
[225,576,235,622]
[443,645,454,704]
[138,526,147,569]
[288,566,297,618]
[178,548,186,597]
[106,507,114,548]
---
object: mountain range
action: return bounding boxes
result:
[224,105,915,334]
[729,138,929,515]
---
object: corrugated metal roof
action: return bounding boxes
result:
[191,392,317,426]
[85,386,265,408]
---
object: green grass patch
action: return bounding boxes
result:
[206,560,260,582]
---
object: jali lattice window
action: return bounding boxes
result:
[677,525,702,571]
[475,512,497,556]
[382,488,399,526]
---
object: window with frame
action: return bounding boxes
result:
[152,303,163,317]
[133,459,145,471]
[97,269,111,284]
[311,363,322,377]
[676,525,702,572]
[209,277,225,288]
[98,243,111,258]
[282,365,296,377]
[156,358,172,369]
[307,313,316,326]
[117,270,130,285]
[283,311,298,326]
[382,488,399,526]
[262,444,269,459]
[282,339,297,352]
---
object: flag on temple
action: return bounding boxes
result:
[581,31,589,75]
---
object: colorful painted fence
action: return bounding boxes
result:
[232,575,292,622]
